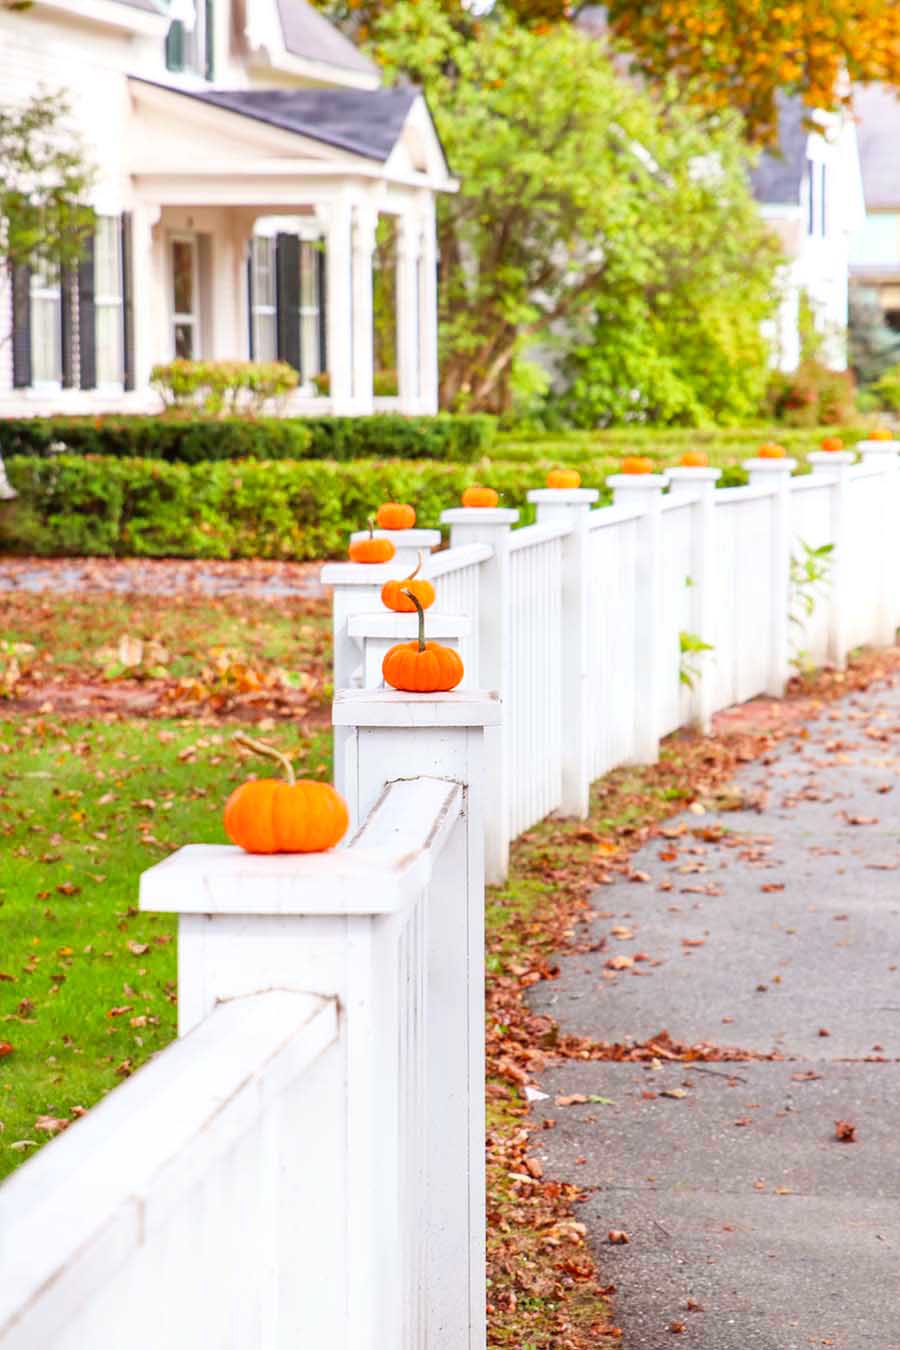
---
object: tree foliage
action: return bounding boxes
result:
[604,0,900,144]
[372,3,780,416]
[0,91,95,273]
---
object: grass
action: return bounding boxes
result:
[0,715,329,1180]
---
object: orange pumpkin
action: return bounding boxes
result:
[381,552,436,613]
[870,426,894,441]
[820,436,844,453]
[382,591,464,693]
[348,518,396,564]
[620,456,654,475]
[757,442,787,459]
[224,733,348,855]
[461,485,499,508]
[546,468,582,489]
[376,501,416,530]
[679,450,709,467]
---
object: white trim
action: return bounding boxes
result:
[30,0,169,35]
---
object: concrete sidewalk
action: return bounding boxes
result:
[528,676,900,1348]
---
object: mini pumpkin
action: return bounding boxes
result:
[820,436,844,453]
[224,733,348,855]
[870,426,894,441]
[620,456,654,475]
[376,501,416,530]
[546,468,582,489]
[348,518,396,564]
[679,450,709,467]
[381,552,436,613]
[757,442,787,459]
[461,485,499,508]
[382,591,464,693]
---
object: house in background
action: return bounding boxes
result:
[0,0,454,416]
[751,96,865,372]
[848,84,900,331]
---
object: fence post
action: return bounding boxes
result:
[858,439,900,646]
[666,467,722,732]
[807,449,855,670]
[347,612,471,688]
[743,456,797,697]
[607,471,667,763]
[334,687,498,1349]
[440,506,519,883]
[527,488,598,815]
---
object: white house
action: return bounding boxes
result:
[848,83,900,332]
[751,96,865,372]
[0,0,455,416]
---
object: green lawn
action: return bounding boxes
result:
[0,715,330,1179]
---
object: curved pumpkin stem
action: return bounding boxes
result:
[404,550,425,584]
[403,589,427,652]
[232,731,296,786]
[367,516,375,539]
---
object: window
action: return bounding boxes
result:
[250,237,277,361]
[30,261,62,387]
[820,163,827,237]
[165,0,214,79]
[171,236,199,359]
[94,216,123,387]
[299,240,322,383]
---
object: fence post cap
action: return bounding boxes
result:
[333,687,502,728]
[857,439,900,455]
[527,488,600,505]
[320,560,402,584]
[741,458,798,474]
[807,451,856,468]
[665,467,722,485]
[440,507,519,526]
[348,528,442,547]
[606,473,669,489]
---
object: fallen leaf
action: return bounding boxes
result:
[760,883,785,893]
[834,1119,857,1142]
[669,1322,686,1333]
[607,1230,630,1245]
[0,1042,13,1058]
[55,882,80,897]
[686,1299,704,1312]
[774,1186,794,1195]
[681,938,706,948]
[606,955,634,971]
[34,1115,69,1135]
[126,941,149,956]
[843,814,878,826]
[661,1088,688,1100]
[106,1005,132,1018]
[555,1094,589,1107]
[818,1027,831,1037]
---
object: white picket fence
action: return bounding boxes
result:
[324,443,900,880]
[1,441,897,1349]
[0,691,495,1349]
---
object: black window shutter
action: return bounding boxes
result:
[165,20,185,71]
[247,249,255,360]
[11,264,32,389]
[120,213,135,390]
[275,233,301,373]
[204,0,215,80]
[317,244,327,374]
[60,267,76,388]
[78,235,97,390]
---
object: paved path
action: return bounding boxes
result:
[528,677,900,1348]
[0,557,326,598]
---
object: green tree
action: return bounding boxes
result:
[0,91,95,275]
[372,3,780,416]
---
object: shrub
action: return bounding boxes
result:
[0,413,494,464]
[150,359,300,416]
[870,362,900,412]
[765,361,857,427]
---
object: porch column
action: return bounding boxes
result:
[130,202,161,396]
[351,202,377,415]
[321,198,354,414]
[419,199,439,414]
[396,212,421,414]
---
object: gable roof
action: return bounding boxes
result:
[750,95,810,205]
[152,83,421,162]
[852,83,900,210]
[276,0,378,80]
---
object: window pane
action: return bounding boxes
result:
[175,322,194,359]
[252,238,275,308]
[95,217,122,299]
[252,312,277,362]
[96,304,123,386]
[30,263,61,384]
[300,242,318,310]
[173,241,194,316]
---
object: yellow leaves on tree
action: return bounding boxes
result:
[605,0,900,143]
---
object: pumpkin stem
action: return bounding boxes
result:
[404,550,424,584]
[367,515,375,539]
[232,731,296,786]
[404,589,427,652]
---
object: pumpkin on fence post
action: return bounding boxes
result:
[382,591,464,692]
[546,468,582,489]
[376,501,417,530]
[819,436,844,453]
[224,732,349,854]
[620,456,654,475]
[757,441,787,459]
[348,517,396,563]
[870,426,894,441]
[381,551,436,612]
[679,450,709,467]
[461,485,499,508]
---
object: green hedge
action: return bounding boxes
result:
[0,455,531,560]
[0,413,495,465]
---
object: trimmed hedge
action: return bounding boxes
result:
[0,455,532,560]
[0,413,495,465]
